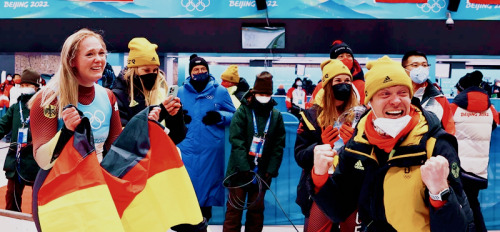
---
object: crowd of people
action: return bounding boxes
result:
[1,28,499,232]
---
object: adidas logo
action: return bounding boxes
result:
[354,160,364,170]
[383,76,392,83]
[152,57,156,61]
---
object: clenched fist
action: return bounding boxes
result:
[313,144,337,176]
[421,155,450,195]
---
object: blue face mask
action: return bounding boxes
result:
[408,66,429,84]
[192,72,209,82]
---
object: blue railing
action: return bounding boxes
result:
[209,98,500,230]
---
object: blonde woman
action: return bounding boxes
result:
[294,59,359,232]
[112,37,185,144]
[29,28,125,170]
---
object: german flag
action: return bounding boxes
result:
[32,117,124,232]
[101,107,203,231]
[33,107,203,232]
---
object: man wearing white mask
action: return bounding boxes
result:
[309,56,474,231]
[1,68,40,212]
[223,71,285,232]
[402,50,455,135]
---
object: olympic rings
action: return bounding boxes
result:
[181,0,211,12]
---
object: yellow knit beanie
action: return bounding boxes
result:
[320,59,352,86]
[364,56,413,105]
[127,37,160,68]
[221,65,240,83]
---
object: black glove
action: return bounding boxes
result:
[183,110,192,124]
[290,103,301,115]
[202,111,221,125]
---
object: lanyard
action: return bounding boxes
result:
[18,100,29,126]
[252,110,272,138]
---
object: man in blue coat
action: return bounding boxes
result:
[178,54,236,222]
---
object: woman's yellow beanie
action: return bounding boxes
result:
[127,37,160,68]
[320,59,352,86]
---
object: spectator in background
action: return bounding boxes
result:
[308,40,365,108]
[310,56,474,231]
[40,74,50,87]
[220,65,249,109]
[492,79,500,98]
[451,70,499,232]
[302,76,316,95]
[0,85,10,118]
[177,54,236,222]
[223,71,285,232]
[274,84,286,95]
[402,50,455,135]
[1,68,41,212]
[3,73,16,99]
[101,62,116,89]
[295,59,359,232]
[112,37,185,144]
[9,74,23,107]
[286,77,307,118]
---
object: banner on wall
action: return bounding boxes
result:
[470,0,500,4]
[376,0,427,2]
[1,0,500,20]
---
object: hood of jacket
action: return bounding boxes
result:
[453,86,491,112]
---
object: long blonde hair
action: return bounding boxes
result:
[318,80,358,128]
[123,67,167,106]
[28,28,106,117]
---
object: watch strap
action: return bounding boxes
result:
[429,187,450,201]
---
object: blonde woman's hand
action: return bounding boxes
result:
[62,107,81,131]
[148,107,161,121]
[162,96,181,116]
[313,144,337,176]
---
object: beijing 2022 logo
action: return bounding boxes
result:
[181,0,211,12]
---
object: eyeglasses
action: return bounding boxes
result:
[405,63,431,69]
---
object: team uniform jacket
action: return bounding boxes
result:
[112,72,186,144]
[309,107,474,232]
[451,86,499,179]
[177,74,236,207]
[286,87,307,109]
[294,105,323,217]
[415,80,455,135]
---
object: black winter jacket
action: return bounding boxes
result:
[112,72,186,144]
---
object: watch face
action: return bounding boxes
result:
[430,188,450,201]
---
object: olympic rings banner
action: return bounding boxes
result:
[1,0,499,20]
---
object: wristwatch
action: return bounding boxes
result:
[429,188,450,201]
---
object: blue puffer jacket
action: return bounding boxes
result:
[178,75,236,207]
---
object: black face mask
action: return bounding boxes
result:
[135,73,157,91]
[332,83,352,101]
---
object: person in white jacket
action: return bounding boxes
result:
[451,70,500,232]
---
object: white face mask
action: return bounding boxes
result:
[408,66,429,84]
[373,115,412,138]
[19,87,36,95]
[6,76,12,81]
[255,96,271,104]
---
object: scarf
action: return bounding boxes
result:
[364,106,420,153]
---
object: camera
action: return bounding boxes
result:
[446,12,454,30]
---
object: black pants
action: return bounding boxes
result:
[5,175,27,212]
[463,182,487,232]
[223,187,266,232]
